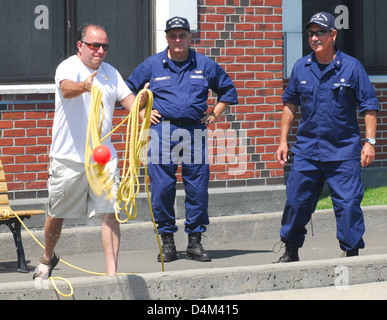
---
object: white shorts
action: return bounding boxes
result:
[48,157,119,219]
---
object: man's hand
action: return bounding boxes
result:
[139,108,161,125]
[361,143,375,167]
[201,102,229,126]
[84,71,97,93]
[60,71,97,99]
[138,82,150,108]
[276,142,289,166]
[201,111,216,126]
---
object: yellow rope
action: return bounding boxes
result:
[84,86,114,200]
[109,88,153,223]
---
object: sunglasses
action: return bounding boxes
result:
[307,29,331,38]
[81,41,109,51]
[167,33,190,40]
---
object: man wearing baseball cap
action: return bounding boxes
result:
[305,11,336,30]
[276,12,379,262]
[126,17,237,263]
[165,16,191,32]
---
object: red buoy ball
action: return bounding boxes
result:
[92,145,111,165]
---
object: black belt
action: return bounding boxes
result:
[163,118,202,127]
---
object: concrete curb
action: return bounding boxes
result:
[1,254,387,300]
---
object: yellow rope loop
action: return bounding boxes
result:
[49,277,74,298]
[113,89,153,223]
[0,208,11,219]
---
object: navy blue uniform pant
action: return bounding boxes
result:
[148,121,210,234]
[280,156,365,251]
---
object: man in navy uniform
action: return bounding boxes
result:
[126,17,238,262]
[276,12,378,262]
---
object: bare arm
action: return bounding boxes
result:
[60,71,97,99]
[361,110,377,167]
[201,101,229,125]
[276,102,297,165]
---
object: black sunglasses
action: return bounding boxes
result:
[307,29,331,38]
[167,33,190,40]
[81,41,109,51]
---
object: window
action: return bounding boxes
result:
[0,0,66,83]
[361,0,387,74]
[302,0,387,75]
[0,0,152,84]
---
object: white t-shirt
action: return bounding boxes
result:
[50,55,132,163]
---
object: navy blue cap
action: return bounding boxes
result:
[165,16,190,32]
[305,12,336,30]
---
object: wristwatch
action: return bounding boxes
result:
[366,138,376,146]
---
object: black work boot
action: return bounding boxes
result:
[186,233,211,262]
[277,242,299,263]
[345,248,359,257]
[157,233,177,262]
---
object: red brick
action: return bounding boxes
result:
[26,128,48,136]
[245,81,264,88]
[205,0,225,6]
[0,138,13,146]
[14,173,36,181]
[15,120,36,128]
[264,0,282,6]
[0,121,14,129]
[25,111,46,119]
[3,129,25,137]
[15,138,37,146]
[2,113,24,120]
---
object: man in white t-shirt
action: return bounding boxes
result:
[33,24,149,279]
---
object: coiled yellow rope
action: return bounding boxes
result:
[85,86,114,200]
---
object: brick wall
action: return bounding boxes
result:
[191,0,284,188]
[0,94,54,199]
[1,0,386,200]
[372,84,387,167]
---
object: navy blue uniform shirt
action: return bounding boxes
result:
[126,47,238,120]
[283,49,379,162]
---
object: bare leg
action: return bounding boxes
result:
[35,215,63,278]
[101,213,120,275]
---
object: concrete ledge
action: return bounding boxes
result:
[0,204,385,261]
[0,209,284,260]
[6,185,286,229]
[0,84,55,95]
[0,254,386,300]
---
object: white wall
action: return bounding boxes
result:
[282,0,303,77]
[155,0,198,53]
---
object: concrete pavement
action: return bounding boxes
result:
[0,204,386,300]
